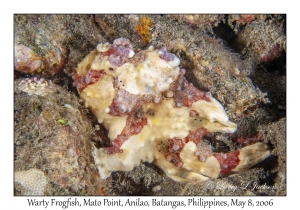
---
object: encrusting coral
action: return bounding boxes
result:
[73,37,270,182]
[14,168,48,196]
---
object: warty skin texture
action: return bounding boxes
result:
[73,38,270,182]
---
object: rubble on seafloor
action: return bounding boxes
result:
[14,14,286,195]
[14,78,102,195]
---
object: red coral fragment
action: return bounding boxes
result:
[105,108,147,154]
[108,89,140,116]
[72,69,105,92]
[172,69,211,108]
[213,150,240,176]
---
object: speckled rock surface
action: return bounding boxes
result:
[14,14,286,195]
[14,78,101,195]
